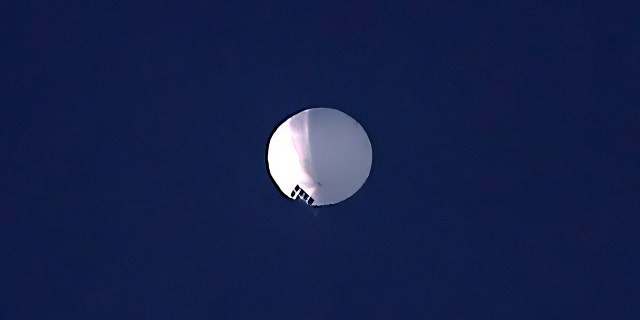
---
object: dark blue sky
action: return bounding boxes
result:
[3,1,639,319]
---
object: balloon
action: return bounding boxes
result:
[266,107,372,206]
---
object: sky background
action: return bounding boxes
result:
[3,1,639,319]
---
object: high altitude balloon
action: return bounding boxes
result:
[266,107,372,206]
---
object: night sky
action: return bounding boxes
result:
[3,1,639,319]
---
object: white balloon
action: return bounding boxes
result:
[266,107,372,206]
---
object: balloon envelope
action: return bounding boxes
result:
[266,107,372,206]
